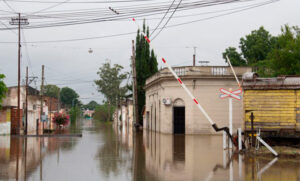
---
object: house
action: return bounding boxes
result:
[44,96,60,129]
[0,86,48,135]
[113,98,134,129]
[83,109,95,118]
[144,66,252,134]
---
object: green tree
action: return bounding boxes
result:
[95,62,128,121]
[93,104,115,122]
[43,84,60,98]
[222,47,246,66]
[83,100,99,110]
[0,74,7,107]
[266,25,300,76]
[69,106,81,124]
[60,87,79,107]
[239,26,276,65]
[135,21,158,125]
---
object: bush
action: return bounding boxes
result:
[69,106,81,124]
[93,104,115,122]
[52,113,70,127]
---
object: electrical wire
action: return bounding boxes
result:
[0,0,158,4]
[0,0,278,43]
[0,0,252,23]
[150,0,183,41]
[21,29,35,76]
[2,0,17,13]
[0,20,17,34]
[30,0,72,15]
[150,0,176,37]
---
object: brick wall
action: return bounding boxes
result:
[11,108,23,135]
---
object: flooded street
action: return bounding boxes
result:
[0,120,299,181]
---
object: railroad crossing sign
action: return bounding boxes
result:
[219,88,242,100]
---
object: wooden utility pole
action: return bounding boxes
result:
[9,13,29,135]
[49,98,52,129]
[40,65,45,134]
[17,13,21,134]
[131,40,139,127]
[25,66,28,135]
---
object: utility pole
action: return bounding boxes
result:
[25,66,28,135]
[131,40,139,129]
[9,13,29,135]
[40,65,45,134]
[49,98,52,129]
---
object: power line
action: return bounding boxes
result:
[1,0,244,30]
[150,0,182,41]
[2,0,17,13]
[0,20,17,34]
[150,0,176,37]
[0,0,277,43]
[21,29,35,76]
[0,0,157,3]
[30,0,72,15]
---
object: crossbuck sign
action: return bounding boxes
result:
[219,88,242,100]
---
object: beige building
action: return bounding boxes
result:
[144,66,252,134]
[113,98,134,130]
[0,86,48,134]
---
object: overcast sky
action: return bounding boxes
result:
[0,0,299,104]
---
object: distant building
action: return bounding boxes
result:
[44,96,60,129]
[83,109,95,118]
[144,66,252,134]
[113,98,133,129]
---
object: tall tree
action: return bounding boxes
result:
[135,21,158,125]
[222,47,246,66]
[60,87,79,107]
[223,25,300,77]
[43,84,60,98]
[0,74,7,107]
[266,25,300,76]
[239,26,276,65]
[95,62,128,121]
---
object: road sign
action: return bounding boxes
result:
[219,88,242,100]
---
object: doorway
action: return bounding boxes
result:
[173,107,185,134]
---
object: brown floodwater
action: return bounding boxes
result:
[0,119,299,181]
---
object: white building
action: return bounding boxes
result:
[144,66,252,134]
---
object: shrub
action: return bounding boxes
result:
[52,113,70,127]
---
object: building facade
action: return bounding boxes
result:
[242,74,300,138]
[144,66,252,134]
[0,86,49,135]
[113,99,134,130]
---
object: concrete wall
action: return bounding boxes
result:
[0,109,11,135]
[1,86,48,134]
[114,100,134,129]
[144,67,249,134]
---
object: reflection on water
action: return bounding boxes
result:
[0,120,299,181]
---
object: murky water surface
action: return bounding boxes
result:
[0,120,299,181]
